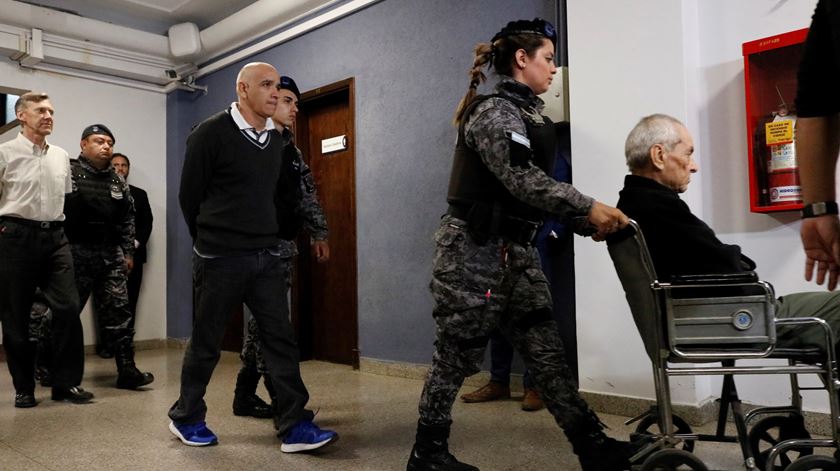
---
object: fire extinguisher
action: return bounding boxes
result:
[765,102,801,205]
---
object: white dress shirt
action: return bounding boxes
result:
[0,132,72,221]
[229,102,275,147]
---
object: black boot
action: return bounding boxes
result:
[96,344,114,359]
[115,344,154,390]
[232,367,273,418]
[407,420,479,471]
[34,341,52,387]
[566,411,639,471]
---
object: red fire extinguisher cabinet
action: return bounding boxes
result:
[742,28,808,213]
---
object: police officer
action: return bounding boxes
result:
[233,75,330,418]
[407,19,635,471]
[64,124,153,390]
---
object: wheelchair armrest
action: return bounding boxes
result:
[670,272,759,285]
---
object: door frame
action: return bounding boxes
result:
[292,77,359,368]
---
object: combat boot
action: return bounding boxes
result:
[232,367,273,418]
[34,341,52,387]
[407,420,479,471]
[115,344,154,390]
[566,410,640,471]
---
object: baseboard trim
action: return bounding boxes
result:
[166,337,190,349]
[358,357,834,434]
[81,338,167,355]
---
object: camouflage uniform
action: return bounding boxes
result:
[28,294,51,345]
[415,78,629,470]
[64,156,135,351]
[240,141,328,376]
[29,291,52,385]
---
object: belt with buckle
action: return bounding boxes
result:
[0,216,63,230]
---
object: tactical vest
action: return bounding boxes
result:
[447,94,556,230]
[64,158,131,245]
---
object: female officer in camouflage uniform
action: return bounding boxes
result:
[407,19,635,471]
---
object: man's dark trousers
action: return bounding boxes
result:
[168,251,313,435]
[0,218,83,393]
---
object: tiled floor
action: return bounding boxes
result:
[0,348,826,470]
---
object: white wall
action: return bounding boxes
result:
[568,0,698,405]
[568,0,828,412]
[0,58,167,345]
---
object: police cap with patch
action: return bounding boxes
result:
[492,18,557,46]
[81,124,115,143]
[279,76,300,99]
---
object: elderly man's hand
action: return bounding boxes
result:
[802,216,840,290]
[588,201,629,241]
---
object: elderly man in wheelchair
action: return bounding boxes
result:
[608,114,840,471]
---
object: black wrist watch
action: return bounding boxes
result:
[801,201,839,218]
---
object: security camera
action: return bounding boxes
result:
[165,69,179,80]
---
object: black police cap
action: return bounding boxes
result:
[81,124,115,143]
[279,76,300,99]
[492,18,557,46]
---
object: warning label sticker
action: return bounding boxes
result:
[765,119,794,146]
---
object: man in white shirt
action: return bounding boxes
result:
[0,92,93,408]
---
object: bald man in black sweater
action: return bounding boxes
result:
[168,62,337,453]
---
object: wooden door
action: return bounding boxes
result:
[292,78,359,367]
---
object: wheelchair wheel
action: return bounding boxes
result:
[784,455,839,471]
[748,415,813,471]
[639,448,709,471]
[634,414,695,452]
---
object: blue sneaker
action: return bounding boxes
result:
[169,421,218,446]
[280,420,338,453]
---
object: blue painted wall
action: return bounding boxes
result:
[167,0,556,364]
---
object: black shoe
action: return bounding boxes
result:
[51,386,94,404]
[233,394,273,418]
[14,392,37,408]
[407,445,479,471]
[35,366,52,387]
[97,345,114,359]
[116,366,154,390]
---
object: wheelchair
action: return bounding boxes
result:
[606,220,840,471]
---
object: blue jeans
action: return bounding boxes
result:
[168,251,313,436]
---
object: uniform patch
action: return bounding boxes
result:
[110,184,123,199]
[508,134,533,170]
[508,131,531,148]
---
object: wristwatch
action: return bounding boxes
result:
[801,201,839,218]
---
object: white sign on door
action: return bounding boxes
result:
[321,135,347,154]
